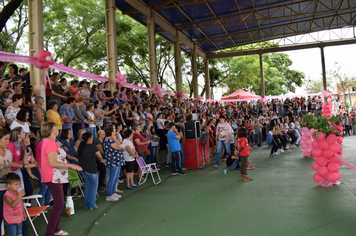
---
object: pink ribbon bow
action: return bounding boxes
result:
[156,84,165,98]
[176,91,185,98]
[115,72,127,87]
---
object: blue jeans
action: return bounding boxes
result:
[180,143,185,168]
[81,172,98,209]
[216,139,231,166]
[33,168,51,206]
[90,126,97,140]
[254,132,262,146]
[149,145,158,164]
[107,166,121,197]
[171,151,182,173]
[248,134,254,146]
[229,159,240,170]
[5,221,22,236]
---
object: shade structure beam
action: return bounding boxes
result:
[204,59,210,99]
[191,46,198,98]
[147,9,158,89]
[105,0,118,92]
[173,31,182,103]
[124,0,206,59]
[28,0,45,100]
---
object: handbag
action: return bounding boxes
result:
[145,149,150,156]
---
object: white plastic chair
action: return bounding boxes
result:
[136,157,161,185]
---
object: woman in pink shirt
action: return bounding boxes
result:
[40,122,82,236]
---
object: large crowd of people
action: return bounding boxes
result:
[0,62,354,236]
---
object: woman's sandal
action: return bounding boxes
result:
[243,177,253,181]
[55,230,69,235]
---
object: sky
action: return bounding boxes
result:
[214,38,356,99]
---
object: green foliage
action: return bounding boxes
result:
[303,114,341,137]
[345,101,350,111]
[301,113,316,129]
[304,76,333,94]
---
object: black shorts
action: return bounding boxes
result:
[125,161,135,173]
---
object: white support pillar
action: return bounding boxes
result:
[28,0,44,99]
[204,58,210,99]
[147,10,158,89]
[173,30,182,102]
[192,46,198,98]
[105,0,118,92]
[259,53,265,97]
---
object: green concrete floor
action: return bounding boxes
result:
[30,136,356,236]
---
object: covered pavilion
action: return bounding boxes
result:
[27,0,356,100]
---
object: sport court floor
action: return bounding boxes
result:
[30,136,356,236]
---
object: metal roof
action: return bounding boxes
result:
[116,0,356,55]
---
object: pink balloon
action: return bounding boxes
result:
[312,141,319,149]
[327,172,338,182]
[313,173,325,182]
[327,163,339,173]
[42,62,49,69]
[329,157,340,163]
[326,134,337,144]
[318,141,329,150]
[316,157,328,166]
[49,58,55,65]
[38,57,46,63]
[40,50,47,57]
[323,149,334,159]
[305,139,311,145]
[312,148,323,157]
[301,148,306,152]
[34,61,42,68]
[335,172,342,180]
[312,162,320,171]
[310,128,315,133]
[302,127,309,132]
[300,140,305,144]
[317,132,326,141]
[317,166,328,176]
[35,51,41,57]
[306,148,311,153]
[329,143,342,153]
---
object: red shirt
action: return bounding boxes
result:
[236,137,249,156]
[133,132,147,154]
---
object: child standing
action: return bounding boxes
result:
[3,173,26,236]
[236,128,253,181]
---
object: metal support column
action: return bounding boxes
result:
[147,10,158,89]
[204,59,210,99]
[192,46,198,98]
[259,53,265,97]
[320,44,327,102]
[173,30,182,102]
[28,0,44,99]
[105,0,118,92]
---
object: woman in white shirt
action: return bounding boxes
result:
[121,130,139,189]
[9,109,30,133]
[86,104,98,140]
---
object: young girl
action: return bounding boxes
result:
[236,128,253,181]
[3,173,26,236]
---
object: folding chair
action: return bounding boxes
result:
[136,157,161,185]
[68,168,85,199]
[22,194,48,236]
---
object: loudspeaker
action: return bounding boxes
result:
[184,121,201,139]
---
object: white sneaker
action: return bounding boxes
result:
[280,149,285,153]
[276,151,280,156]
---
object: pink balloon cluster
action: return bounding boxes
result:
[311,133,343,185]
[34,50,55,69]
[261,97,268,104]
[176,91,185,98]
[300,127,314,157]
[156,84,165,98]
[115,72,127,86]
[321,102,333,117]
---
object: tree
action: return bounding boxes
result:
[0,0,27,53]
[329,62,352,103]
[0,0,23,33]
[304,76,333,94]
[220,53,304,96]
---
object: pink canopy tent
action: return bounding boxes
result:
[221,89,258,100]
